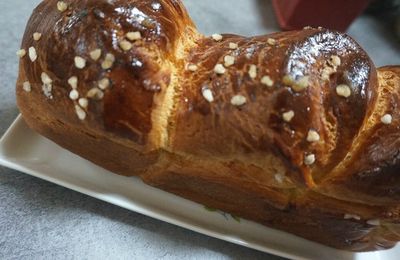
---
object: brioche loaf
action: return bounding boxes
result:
[16,0,400,251]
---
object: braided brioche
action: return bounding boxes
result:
[16,0,400,251]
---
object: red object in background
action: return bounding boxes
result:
[272,0,371,31]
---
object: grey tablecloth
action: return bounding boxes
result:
[1,0,399,259]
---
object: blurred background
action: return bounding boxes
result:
[0,0,399,259]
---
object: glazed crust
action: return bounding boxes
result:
[16,0,400,251]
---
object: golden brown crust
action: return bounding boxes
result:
[16,0,400,251]
[318,66,400,205]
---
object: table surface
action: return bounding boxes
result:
[1,0,399,259]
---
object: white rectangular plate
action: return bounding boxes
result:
[0,115,398,260]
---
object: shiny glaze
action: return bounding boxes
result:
[21,0,194,146]
[173,29,376,186]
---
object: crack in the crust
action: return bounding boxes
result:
[148,30,201,150]
[162,64,181,149]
